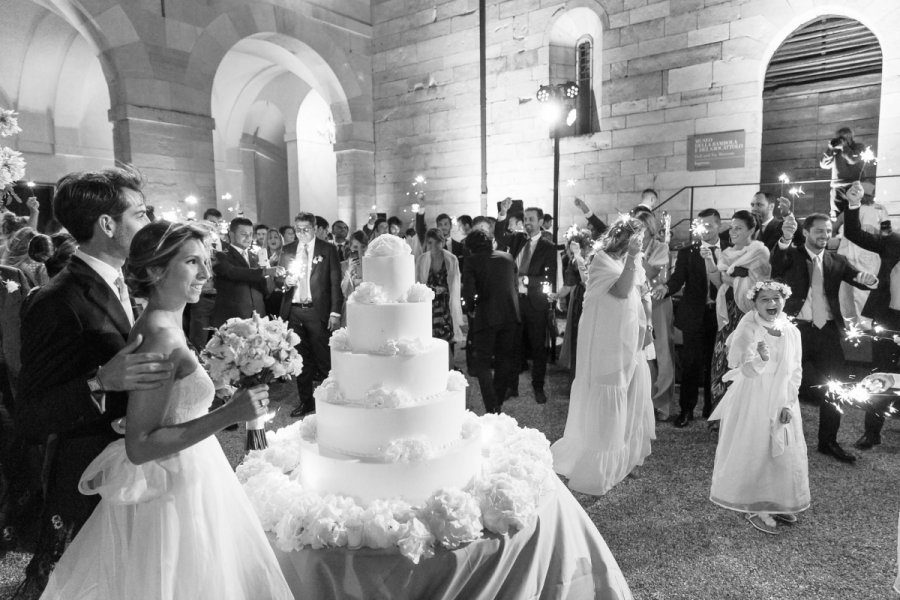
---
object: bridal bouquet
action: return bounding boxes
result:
[202,312,303,450]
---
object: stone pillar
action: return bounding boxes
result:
[109,104,216,216]
[285,132,300,219]
[335,140,375,230]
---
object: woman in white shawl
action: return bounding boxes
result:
[710,210,771,410]
[551,218,655,496]
[709,281,809,535]
[415,228,464,368]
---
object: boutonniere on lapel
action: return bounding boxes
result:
[312,255,324,266]
[2,278,20,294]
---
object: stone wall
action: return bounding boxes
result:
[372,0,900,234]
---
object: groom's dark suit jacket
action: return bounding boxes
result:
[17,255,134,549]
[665,245,714,333]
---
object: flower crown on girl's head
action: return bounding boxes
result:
[746,280,792,302]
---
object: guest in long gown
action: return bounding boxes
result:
[709,281,809,535]
[557,229,591,378]
[710,211,769,411]
[551,218,655,496]
[416,228,463,369]
[634,211,676,421]
[41,221,292,600]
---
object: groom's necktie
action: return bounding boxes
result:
[114,274,134,325]
[706,245,718,303]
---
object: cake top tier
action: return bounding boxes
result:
[365,234,411,258]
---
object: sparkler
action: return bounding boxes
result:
[778,173,789,197]
[817,378,900,414]
[859,146,877,181]
[843,321,900,347]
[788,185,804,199]
[690,218,708,239]
[566,179,577,188]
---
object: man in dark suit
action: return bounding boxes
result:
[839,182,900,449]
[656,208,723,427]
[211,217,278,328]
[462,230,521,413]
[751,191,804,250]
[414,197,466,261]
[495,200,557,404]
[0,265,31,402]
[771,211,877,463]
[15,168,173,596]
[280,212,343,417]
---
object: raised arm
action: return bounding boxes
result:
[213,251,271,283]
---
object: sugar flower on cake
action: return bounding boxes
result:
[0,109,22,138]
[348,281,389,304]
[447,370,469,391]
[364,385,413,408]
[382,437,435,463]
[375,337,428,356]
[475,472,539,535]
[366,233,411,257]
[404,283,435,303]
[297,414,318,442]
[420,488,483,549]
[312,378,344,405]
[329,327,351,352]
[460,412,482,440]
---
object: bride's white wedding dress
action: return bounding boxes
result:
[41,369,293,600]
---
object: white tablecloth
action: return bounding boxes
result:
[270,477,633,600]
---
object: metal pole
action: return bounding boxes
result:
[479,0,488,215]
[552,126,560,246]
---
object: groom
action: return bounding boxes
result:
[14,168,173,597]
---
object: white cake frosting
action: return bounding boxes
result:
[346,302,433,353]
[297,249,481,504]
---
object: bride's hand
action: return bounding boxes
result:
[226,385,270,424]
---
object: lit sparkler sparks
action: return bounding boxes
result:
[566,179,577,188]
[859,146,878,181]
[778,173,790,197]
[788,185,805,199]
[690,218,708,239]
[844,321,900,347]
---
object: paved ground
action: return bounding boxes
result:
[1,351,897,599]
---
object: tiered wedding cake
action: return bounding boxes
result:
[297,235,482,503]
[239,234,554,563]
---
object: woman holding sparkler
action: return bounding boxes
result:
[551,217,655,496]
[709,281,809,535]
[710,211,770,413]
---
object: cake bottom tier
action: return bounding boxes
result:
[297,436,483,505]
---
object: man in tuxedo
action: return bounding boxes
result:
[211,218,279,328]
[838,182,900,449]
[331,220,350,261]
[750,191,804,250]
[494,200,557,404]
[280,212,342,417]
[462,230,520,413]
[574,197,608,237]
[15,168,173,596]
[315,216,330,241]
[657,208,722,427]
[634,188,658,213]
[771,212,877,463]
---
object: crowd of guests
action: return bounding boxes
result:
[0,140,896,596]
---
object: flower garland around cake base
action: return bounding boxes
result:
[238,413,553,564]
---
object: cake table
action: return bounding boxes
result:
[268,476,632,600]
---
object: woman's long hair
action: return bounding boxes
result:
[599,217,644,257]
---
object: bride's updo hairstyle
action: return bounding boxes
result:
[125,220,210,299]
[599,217,644,256]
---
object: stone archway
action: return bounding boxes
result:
[761,16,882,214]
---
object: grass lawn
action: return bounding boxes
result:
[1,356,897,599]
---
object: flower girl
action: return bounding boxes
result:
[709,281,810,534]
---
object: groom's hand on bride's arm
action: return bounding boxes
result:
[97,335,175,392]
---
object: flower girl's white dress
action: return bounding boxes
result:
[41,369,293,600]
[708,312,810,515]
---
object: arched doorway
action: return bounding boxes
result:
[211,34,347,227]
[761,16,882,214]
[1,0,114,223]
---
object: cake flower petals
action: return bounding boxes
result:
[405,282,435,303]
[348,281,389,304]
[447,370,469,391]
[366,234,412,257]
[420,488,483,549]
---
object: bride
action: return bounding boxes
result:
[41,221,293,599]
[551,218,655,496]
